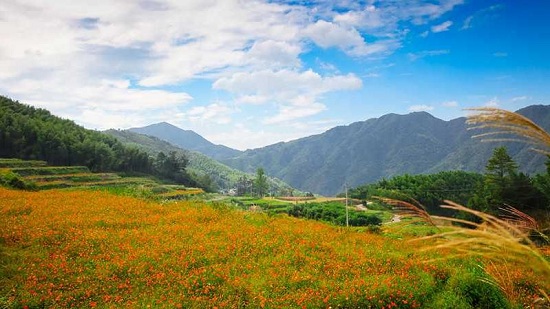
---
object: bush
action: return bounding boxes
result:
[0,171,37,190]
[432,267,510,309]
[288,202,383,227]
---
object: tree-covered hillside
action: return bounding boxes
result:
[221,107,550,195]
[0,96,196,187]
[105,129,293,193]
[130,122,241,161]
[0,96,153,173]
[349,151,550,216]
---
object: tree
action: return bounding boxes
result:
[154,151,190,184]
[467,146,547,214]
[485,146,518,186]
[236,175,251,196]
[254,167,269,198]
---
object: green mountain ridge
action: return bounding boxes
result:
[129,122,241,161]
[132,108,550,196]
[216,106,550,195]
[105,129,293,193]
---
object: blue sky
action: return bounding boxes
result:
[1,0,549,150]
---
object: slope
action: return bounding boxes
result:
[129,122,241,161]
[220,106,550,195]
[105,129,292,193]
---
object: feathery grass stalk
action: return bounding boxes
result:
[379,107,550,305]
[375,196,438,227]
[466,107,550,154]
[382,196,550,303]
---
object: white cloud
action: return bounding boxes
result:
[206,119,340,150]
[213,69,362,99]
[333,7,385,30]
[214,69,362,123]
[485,97,499,107]
[460,4,504,30]
[247,40,302,69]
[236,95,269,105]
[431,20,453,33]
[303,20,397,56]
[442,101,459,107]
[409,105,434,112]
[0,0,466,148]
[511,96,529,102]
[264,96,327,124]
[333,0,463,32]
[493,52,508,57]
[364,73,380,78]
[462,15,474,30]
[408,50,450,61]
[186,102,233,125]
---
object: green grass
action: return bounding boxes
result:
[10,166,91,176]
[0,158,47,168]
[25,173,121,183]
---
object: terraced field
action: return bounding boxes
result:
[0,158,203,198]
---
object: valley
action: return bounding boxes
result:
[1,96,549,308]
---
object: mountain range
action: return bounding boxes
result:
[129,122,241,161]
[105,129,292,193]
[130,105,550,195]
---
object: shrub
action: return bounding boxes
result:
[0,171,36,190]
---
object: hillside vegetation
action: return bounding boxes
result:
[214,107,550,195]
[0,96,208,190]
[129,122,241,161]
[0,158,204,199]
[105,129,293,193]
[2,187,538,308]
[0,96,152,174]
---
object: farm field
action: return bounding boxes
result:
[0,187,545,308]
[0,158,204,199]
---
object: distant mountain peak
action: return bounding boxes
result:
[219,105,550,195]
[129,122,241,160]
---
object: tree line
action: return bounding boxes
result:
[0,96,201,188]
[348,146,550,216]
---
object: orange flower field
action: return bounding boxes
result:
[0,188,542,308]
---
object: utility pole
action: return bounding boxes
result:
[345,183,349,227]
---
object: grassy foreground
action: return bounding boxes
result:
[0,188,542,308]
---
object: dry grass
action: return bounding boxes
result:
[382,196,550,305]
[375,196,438,227]
[466,107,550,154]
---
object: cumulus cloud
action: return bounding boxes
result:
[333,0,463,32]
[409,105,434,112]
[213,69,362,123]
[263,96,327,125]
[0,0,465,147]
[186,103,234,125]
[302,20,398,56]
[431,20,453,33]
[213,69,362,99]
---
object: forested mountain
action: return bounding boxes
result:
[0,96,152,173]
[105,129,293,193]
[219,106,550,195]
[6,93,549,196]
[0,96,200,188]
[129,122,241,161]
